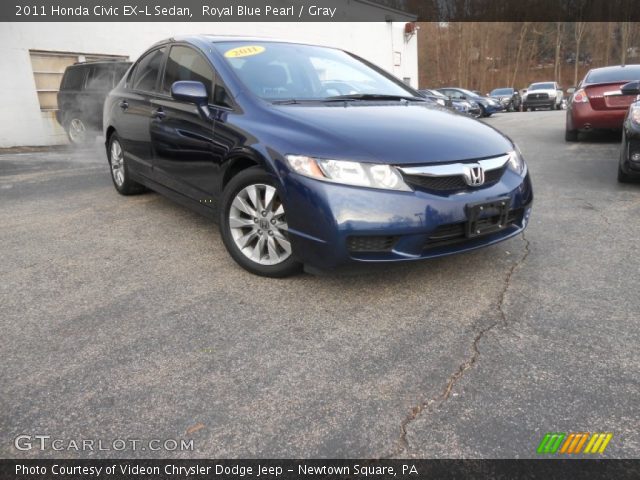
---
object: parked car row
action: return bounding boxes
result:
[422,82,565,116]
[417,89,482,117]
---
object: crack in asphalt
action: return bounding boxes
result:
[384,232,531,458]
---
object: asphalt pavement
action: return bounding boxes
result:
[1,111,638,459]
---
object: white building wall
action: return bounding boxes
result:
[0,22,418,147]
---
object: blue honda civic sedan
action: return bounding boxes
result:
[103,36,533,277]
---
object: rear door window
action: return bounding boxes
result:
[132,47,167,92]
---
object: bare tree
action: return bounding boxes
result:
[604,22,613,65]
[511,23,530,87]
[620,22,632,65]
[554,23,564,84]
[573,22,588,86]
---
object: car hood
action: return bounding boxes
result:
[525,89,557,96]
[270,103,513,165]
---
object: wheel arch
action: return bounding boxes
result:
[221,148,275,190]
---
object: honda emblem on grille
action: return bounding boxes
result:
[465,164,485,186]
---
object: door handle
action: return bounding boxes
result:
[119,100,129,110]
[151,108,166,120]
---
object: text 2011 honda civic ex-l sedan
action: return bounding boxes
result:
[104,36,533,277]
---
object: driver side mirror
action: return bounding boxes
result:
[171,81,208,105]
[566,87,576,95]
[621,81,640,96]
[459,95,467,100]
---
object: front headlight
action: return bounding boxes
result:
[285,155,411,191]
[630,105,640,125]
[507,149,526,176]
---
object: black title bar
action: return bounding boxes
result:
[1,459,640,480]
[3,0,640,22]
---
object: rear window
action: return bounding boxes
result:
[585,66,640,84]
[61,67,85,90]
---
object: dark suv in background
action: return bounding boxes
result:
[489,87,522,112]
[57,61,131,145]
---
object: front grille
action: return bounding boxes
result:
[528,93,549,100]
[403,167,505,192]
[424,208,524,250]
[347,235,399,253]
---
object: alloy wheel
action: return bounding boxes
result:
[68,118,87,144]
[228,184,292,266]
[110,139,125,187]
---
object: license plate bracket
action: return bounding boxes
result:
[465,197,511,238]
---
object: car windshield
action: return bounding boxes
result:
[585,66,640,84]
[456,88,479,97]
[423,89,447,99]
[214,41,416,102]
[529,83,555,90]
[491,88,513,95]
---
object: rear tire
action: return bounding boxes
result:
[565,129,578,142]
[220,167,302,277]
[107,133,146,195]
[66,117,91,146]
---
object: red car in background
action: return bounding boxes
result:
[565,64,640,141]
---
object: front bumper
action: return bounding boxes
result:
[484,103,504,114]
[524,97,556,108]
[621,126,640,175]
[282,169,533,269]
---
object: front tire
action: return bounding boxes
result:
[220,167,302,277]
[618,165,632,183]
[107,133,146,195]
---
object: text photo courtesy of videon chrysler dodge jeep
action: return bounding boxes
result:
[1,1,639,479]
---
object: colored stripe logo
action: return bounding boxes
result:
[537,433,612,454]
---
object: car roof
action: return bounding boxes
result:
[150,34,340,50]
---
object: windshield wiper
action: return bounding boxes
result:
[271,98,325,105]
[322,94,427,103]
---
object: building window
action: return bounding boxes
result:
[29,50,128,111]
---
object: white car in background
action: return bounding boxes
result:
[522,82,564,111]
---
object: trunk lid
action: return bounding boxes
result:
[585,82,636,111]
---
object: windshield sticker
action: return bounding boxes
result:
[224,45,266,58]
